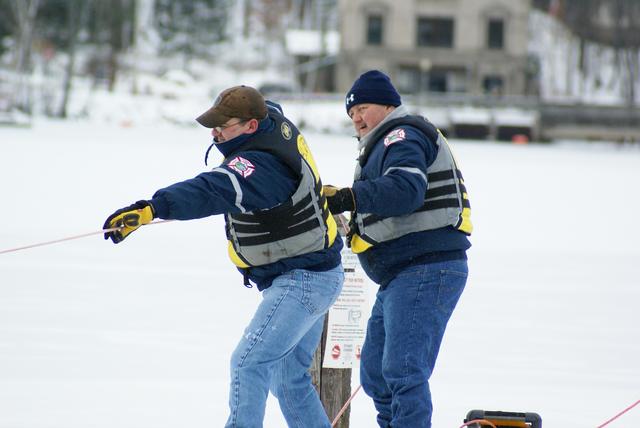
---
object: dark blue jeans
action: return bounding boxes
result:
[360,259,468,428]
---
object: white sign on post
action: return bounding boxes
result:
[322,240,370,368]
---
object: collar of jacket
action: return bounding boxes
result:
[356,104,410,154]
[352,105,410,180]
[207,116,275,163]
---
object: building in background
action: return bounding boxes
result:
[336,0,532,96]
[285,29,340,92]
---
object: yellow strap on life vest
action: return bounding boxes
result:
[350,233,374,254]
[227,241,250,268]
[458,206,473,234]
[326,213,338,247]
[297,134,320,183]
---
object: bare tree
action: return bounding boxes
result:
[557,0,640,106]
[610,0,640,106]
[58,0,90,118]
[88,0,135,92]
[5,0,42,112]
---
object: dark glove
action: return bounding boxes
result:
[103,200,155,244]
[323,185,356,214]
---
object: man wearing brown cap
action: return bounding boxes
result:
[103,85,344,427]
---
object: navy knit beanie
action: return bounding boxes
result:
[345,70,402,114]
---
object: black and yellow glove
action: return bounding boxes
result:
[103,200,155,244]
[323,185,356,214]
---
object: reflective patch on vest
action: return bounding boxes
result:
[281,122,292,140]
[384,129,406,147]
[227,156,255,178]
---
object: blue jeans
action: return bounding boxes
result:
[225,265,344,428]
[360,259,468,428]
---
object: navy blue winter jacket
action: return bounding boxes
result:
[352,121,470,287]
[149,104,342,290]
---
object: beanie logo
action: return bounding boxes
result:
[346,93,355,105]
[384,129,406,147]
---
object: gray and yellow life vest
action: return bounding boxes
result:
[350,115,472,254]
[223,112,338,267]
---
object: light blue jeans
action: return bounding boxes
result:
[225,265,344,428]
[360,259,468,428]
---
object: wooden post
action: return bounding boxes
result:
[310,214,354,427]
[310,315,352,428]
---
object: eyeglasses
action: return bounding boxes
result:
[213,120,246,134]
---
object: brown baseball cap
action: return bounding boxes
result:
[196,85,268,128]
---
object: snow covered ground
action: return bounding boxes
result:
[1,119,639,428]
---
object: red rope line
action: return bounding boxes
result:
[459,419,498,428]
[597,399,640,428]
[0,220,174,255]
[335,213,350,235]
[331,384,362,427]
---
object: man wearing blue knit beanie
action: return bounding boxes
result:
[324,70,473,428]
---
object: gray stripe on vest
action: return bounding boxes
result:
[383,166,427,184]
[356,129,469,245]
[228,161,328,266]
[212,167,246,213]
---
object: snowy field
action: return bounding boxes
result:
[1,120,639,428]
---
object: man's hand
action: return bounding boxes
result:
[103,200,155,244]
[323,185,356,214]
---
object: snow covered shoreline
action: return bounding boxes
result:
[1,120,639,427]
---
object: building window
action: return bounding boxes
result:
[483,75,504,95]
[417,17,454,48]
[428,70,448,92]
[396,66,421,93]
[396,66,468,94]
[367,14,383,45]
[488,18,504,49]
